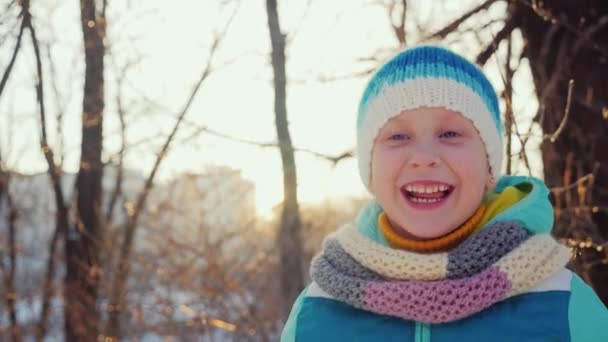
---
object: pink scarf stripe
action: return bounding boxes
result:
[364,266,511,323]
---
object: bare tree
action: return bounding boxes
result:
[43,0,108,339]
[104,9,237,338]
[265,0,306,318]
[515,0,608,303]
[0,152,21,342]
[3,1,70,340]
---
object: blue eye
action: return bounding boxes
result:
[441,131,461,138]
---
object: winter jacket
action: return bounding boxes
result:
[281,176,608,342]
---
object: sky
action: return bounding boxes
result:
[0,0,543,216]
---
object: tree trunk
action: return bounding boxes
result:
[65,0,105,339]
[0,168,21,341]
[265,0,305,318]
[516,0,608,303]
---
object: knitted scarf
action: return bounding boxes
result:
[310,210,571,324]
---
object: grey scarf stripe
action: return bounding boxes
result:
[447,221,530,279]
[311,252,369,308]
[311,220,531,305]
[322,239,381,280]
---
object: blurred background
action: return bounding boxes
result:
[0,0,607,340]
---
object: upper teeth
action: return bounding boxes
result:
[406,184,449,193]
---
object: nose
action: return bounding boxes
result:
[408,147,440,168]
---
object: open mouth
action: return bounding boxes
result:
[400,182,454,207]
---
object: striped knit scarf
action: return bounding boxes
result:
[310,214,571,324]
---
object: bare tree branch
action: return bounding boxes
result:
[0,0,17,21]
[102,0,108,20]
[550,172,593,195]
[448,18,503,45]
[517,0,608,57]
[504,35,514,175]
[285,0,312,46]
[106,6,238,338]
[543,79,574,143]
[105,58,132,225]
[45,43,68,168]
[37,213,62,342]
[0,7,26,99]
[422,0,498,41]
[315,66,377,82]
[110,88,355,166]
[387,0,407,45]
[16,2,69,340]
[535,33,571,126]
[537,24,560,84]
[180,121,354,166]
[570,15,608,60]
[477,13,519,65]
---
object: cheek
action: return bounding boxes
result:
[371,148,404,187]
[447,148,488,181]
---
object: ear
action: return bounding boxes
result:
[485,173,496,192]
[484,163,494,189]
[486,176,496,191]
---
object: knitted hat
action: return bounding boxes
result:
[357,45,503,190]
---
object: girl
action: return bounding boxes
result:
[281,45,608,342]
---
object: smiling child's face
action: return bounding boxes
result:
[370,106,491,239]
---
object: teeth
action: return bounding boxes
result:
[411,197,441,203]
[406,184,450,194]
[405,183,452,194]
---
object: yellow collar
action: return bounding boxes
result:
[378,185,529,253]
[378,205,486,253]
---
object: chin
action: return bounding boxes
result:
[418,232,449,240]
[408,224,452,239]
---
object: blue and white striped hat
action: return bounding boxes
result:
[357,45,503,190]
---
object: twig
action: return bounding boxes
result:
[537,35,571,122]
[537,24,560,84]
[570,15,608,60]
[387,0,407,45]
[550,172,593,194]
[543,79,574,143]
[452,18,503,42]
[477,13,519,65]
[0,7,26,99]
[517,0,608,57]
[316,66,377,82]
[19,2,69,340]
[422,0,497,41]
[45,43,67,168]
[504,35,514,175]
[0,0,17,22]
[107,6,239,338]
[105,60,129,224]
[285,0,311,46]
[109,92,355,166]
[182,121,354,165]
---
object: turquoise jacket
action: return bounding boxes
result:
[281,176,608,341]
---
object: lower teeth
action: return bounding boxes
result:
[411,197,442,203]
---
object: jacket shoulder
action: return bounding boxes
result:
[568,273,608,341]
[281,282,415,341]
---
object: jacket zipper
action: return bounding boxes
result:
[414,321,431,342]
